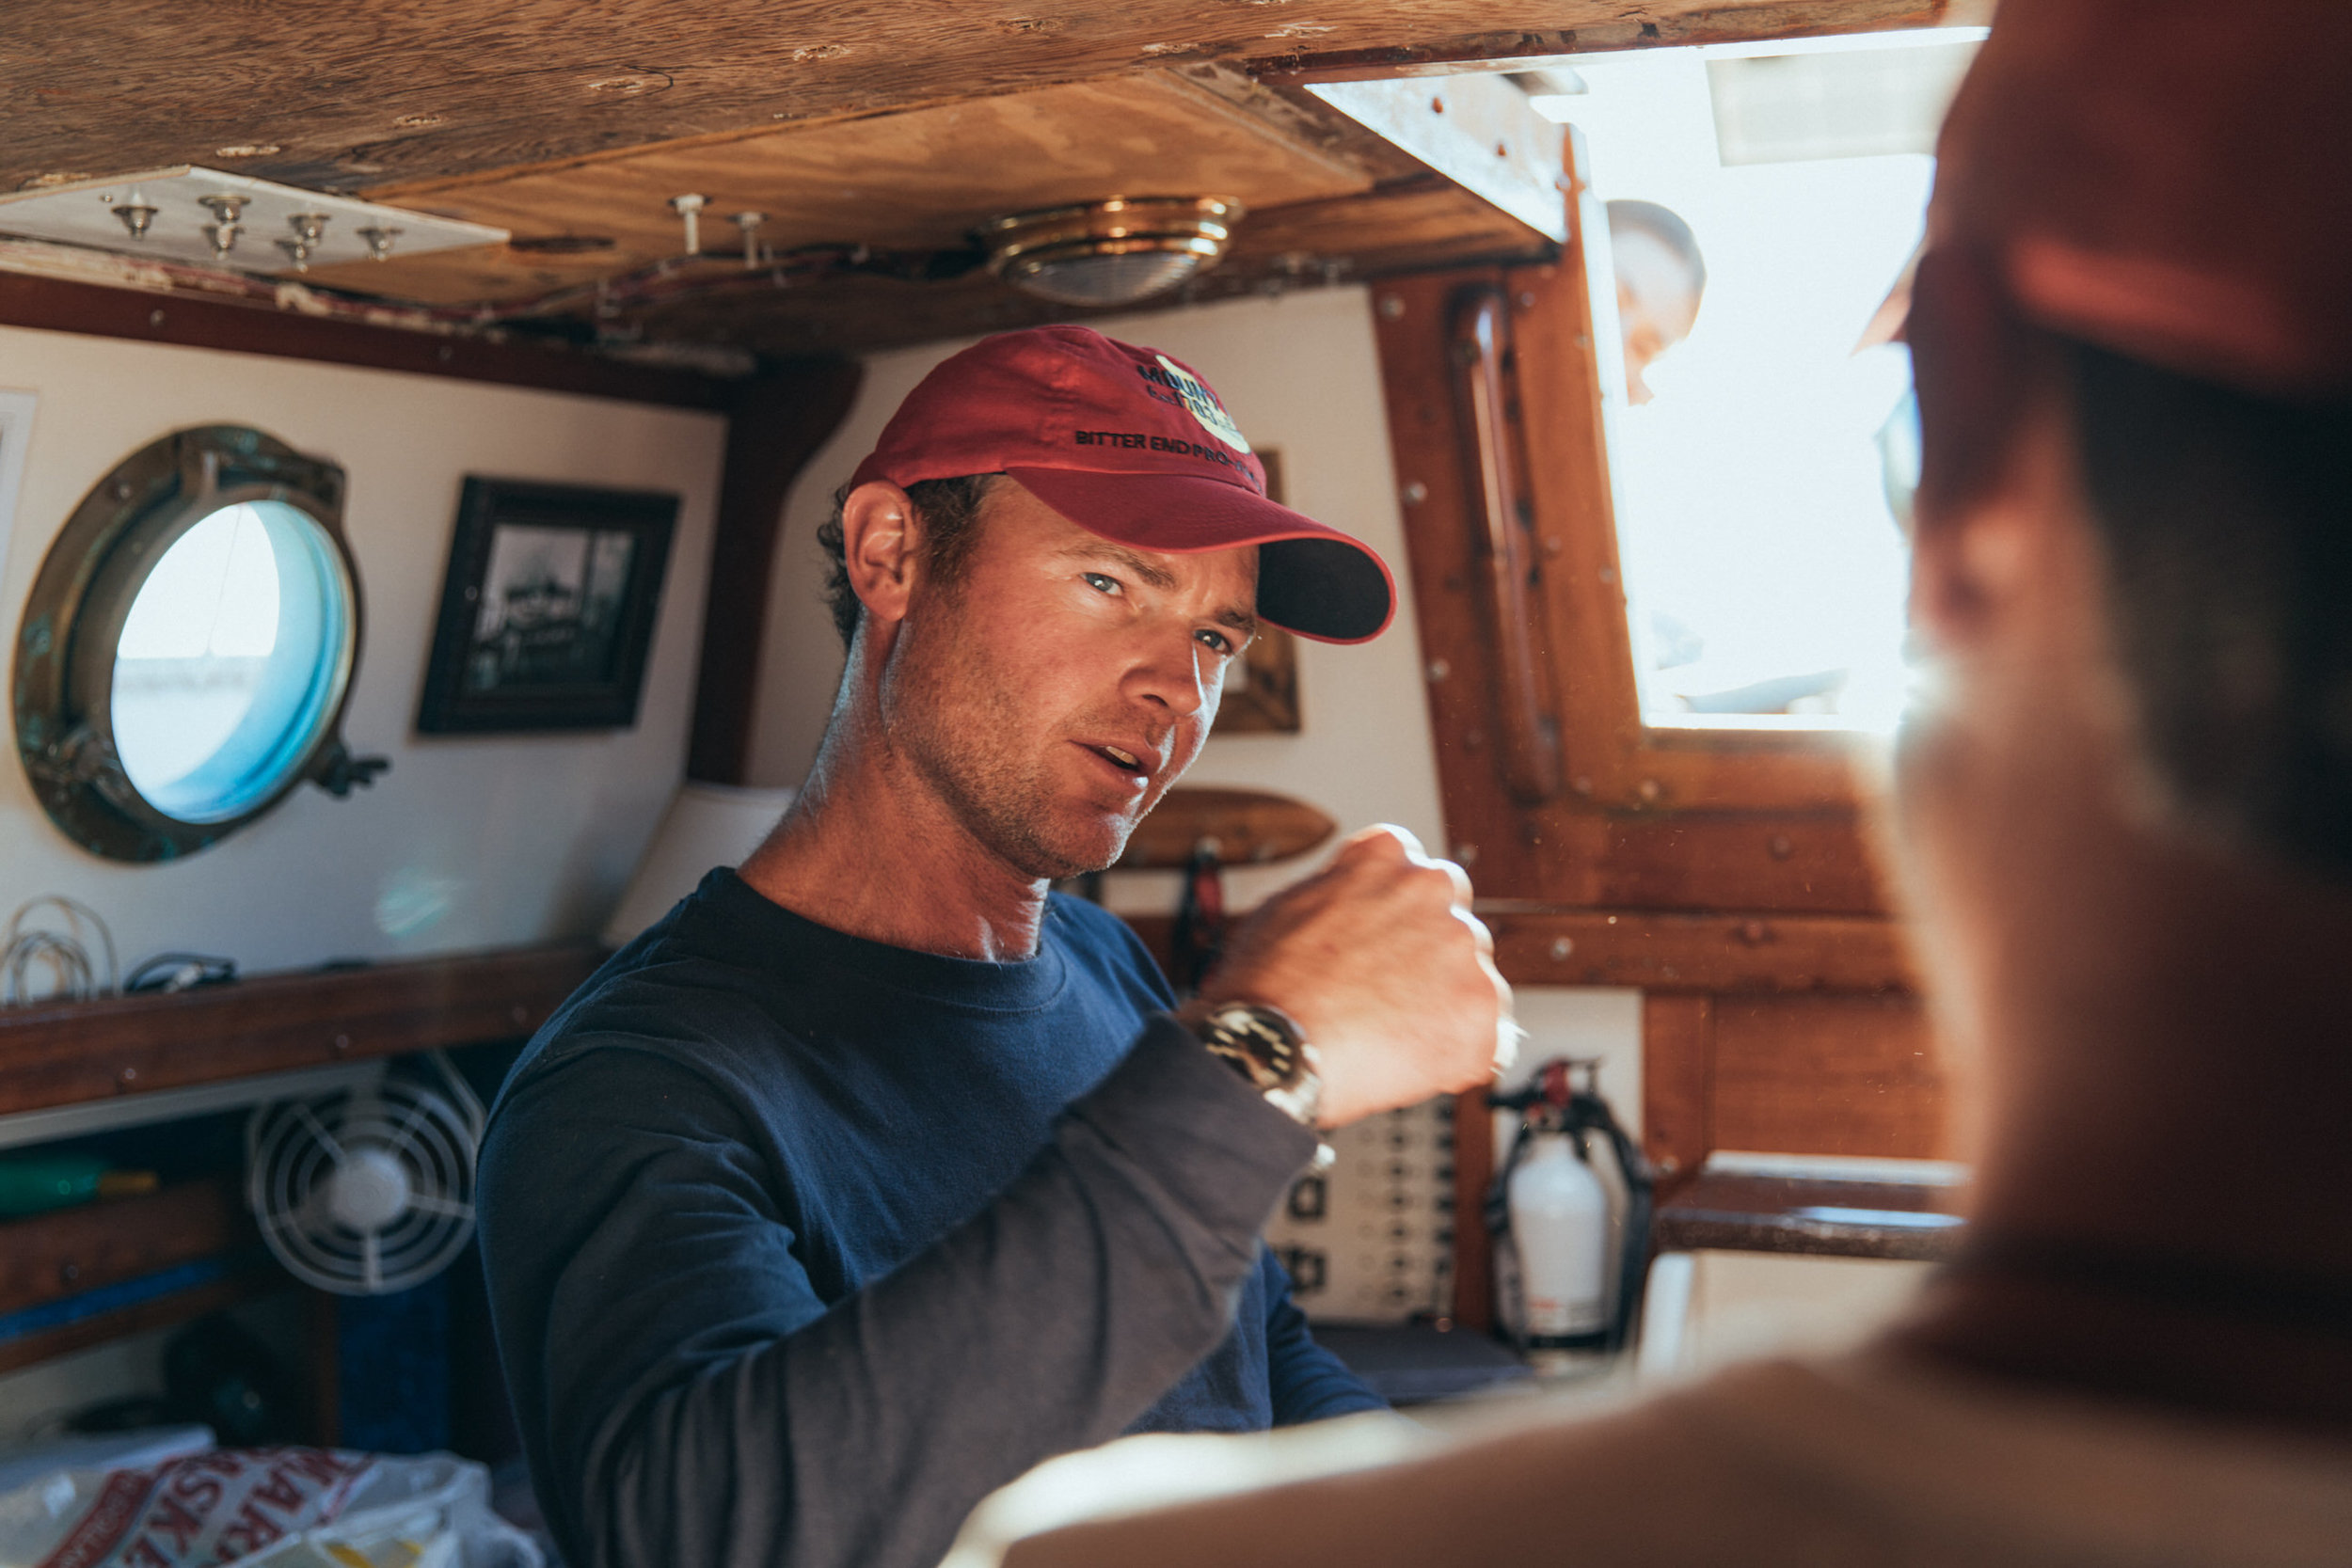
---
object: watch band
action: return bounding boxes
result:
[1180,999,1325,1131]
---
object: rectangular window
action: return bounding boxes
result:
[1526,31,1980,733]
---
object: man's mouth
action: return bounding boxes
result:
[1083,742,1154,782]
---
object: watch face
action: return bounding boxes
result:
[1208,1004,1303,1090]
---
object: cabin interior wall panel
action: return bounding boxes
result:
[0,325,724,975]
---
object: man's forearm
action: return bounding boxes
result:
[580,1018,1316,1568]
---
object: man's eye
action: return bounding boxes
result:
[1082,572,1121,595]
[1196,628,1232,656]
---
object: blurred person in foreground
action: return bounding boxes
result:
[999,2,2352,1561]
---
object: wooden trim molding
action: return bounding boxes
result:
[1484,905,1917,993]
[688,360,865,784]
[0,942,600,1117]
[0,270,731,410]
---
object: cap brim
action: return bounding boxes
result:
[1006,467,1396,644]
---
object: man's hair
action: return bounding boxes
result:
[815,474,997,650]
[1606,198,1707,300]
[2068,341,2352,878]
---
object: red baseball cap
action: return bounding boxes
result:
[848,325,1396,642]
[1931,0,2352,397]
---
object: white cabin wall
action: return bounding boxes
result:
[0,326,727,974]
[744,287,1642,1118]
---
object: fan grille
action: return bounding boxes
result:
[248,1072,478,1295]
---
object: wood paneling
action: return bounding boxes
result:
[1641,994,1715,1186]
[1710,993,1948,1159]
[0,1178,252,1317]
[0,1274,278,1378]
[0,271,728,410]
[1451,1091,1496,1331]
[1488,906,1915,993]
[1653,1168,1963,1260]
[0,944,600,1117]
[1118,789,1337,871]
[328,72,1376,306]
[690,360,864,784]
[0,3,1985,197]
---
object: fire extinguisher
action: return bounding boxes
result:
[1486,1058,1655,1356]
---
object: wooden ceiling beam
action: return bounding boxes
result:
[2,2,1987,198]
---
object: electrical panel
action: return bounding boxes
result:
[1263,1095,1455,1323]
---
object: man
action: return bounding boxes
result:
[476,326,1510,1568]
[1607,198,1706,404]
[1000,2,2352,1562]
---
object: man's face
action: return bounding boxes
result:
[1614,229,1702,406]
[879,478,1258,880]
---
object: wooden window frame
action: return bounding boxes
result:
[1374,148,1947,1323]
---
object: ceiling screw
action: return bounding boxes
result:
[357,225,401,261]
[1769,834,1795,860]
[732,210,768,270]
[669,193,707,255]
[1426,658,1450,683]
[113,192,158,241]
[1378,294,1405,320]
[1549,936,1574,960]
[1400,480,1428,505]
[199,193,248,258]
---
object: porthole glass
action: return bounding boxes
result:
[110,499,354,822]
[15,425,384,862]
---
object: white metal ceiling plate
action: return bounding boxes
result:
[0,166,509,277]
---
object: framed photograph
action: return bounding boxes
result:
[1216,448,1302,735]
[416,478,677,734]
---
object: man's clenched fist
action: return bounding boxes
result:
[1196,824,1512,1128]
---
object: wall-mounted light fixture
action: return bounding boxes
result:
[981,196,1242,308]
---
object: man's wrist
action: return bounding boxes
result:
[1173,996,1326,1132]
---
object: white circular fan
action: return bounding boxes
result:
[246,1053,485,1295]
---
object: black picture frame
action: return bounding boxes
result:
[416,478,677,734]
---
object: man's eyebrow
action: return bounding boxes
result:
[1059,541,1258,640]
[1060,541,1180,593]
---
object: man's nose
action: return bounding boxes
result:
[1125,631,1211,718]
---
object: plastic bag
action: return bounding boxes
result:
[0,1448,540,1568]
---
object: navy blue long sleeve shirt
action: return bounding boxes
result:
[478,870,1380,1568]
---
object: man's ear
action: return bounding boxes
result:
[839,481,922,629]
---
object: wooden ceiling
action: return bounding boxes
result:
[2,0,1983,356]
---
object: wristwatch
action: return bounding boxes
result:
[1179,999,1325,1131]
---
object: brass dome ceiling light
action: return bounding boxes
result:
[981,196,1243,308]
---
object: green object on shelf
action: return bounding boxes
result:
[0,1155,159,1218]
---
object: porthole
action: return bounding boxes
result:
[14,425,386,862]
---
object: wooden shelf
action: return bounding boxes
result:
[0,1174,278,1376]
[0,942,602,1118]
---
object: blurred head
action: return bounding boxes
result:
[1891,0,2352,1009]
[1607,199,1707,404]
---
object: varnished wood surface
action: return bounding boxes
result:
[329,72,1374,306]
[0,944,601,1117]
[0,3,1982,197]
[1710,993,1947,1160]
[1654,1168,1964,1261]
[1117,788,1338,870]
[1487,905,1916,993]
[689,360,864,784]
[0,1273,278,1378]
[0,1177,251,1318]
[0,270,731,410]
[1641,993,1716,1187]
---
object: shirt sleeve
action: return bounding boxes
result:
[478,1014,1318,1568]
[1259,1250,1390,1425]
